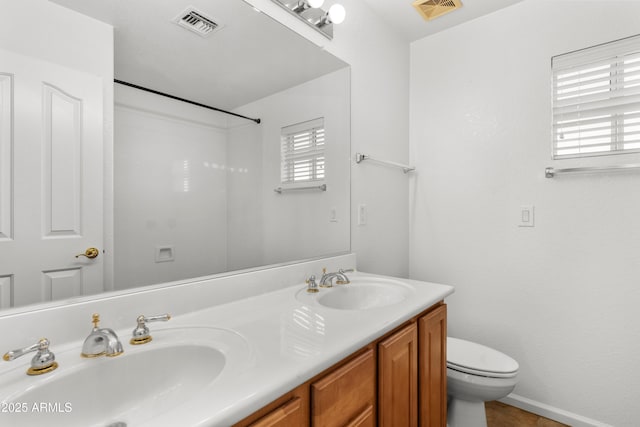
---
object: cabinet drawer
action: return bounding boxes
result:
[249,396,305,427]
[311,348,376,427]
[345,404,375,427]
[233,383,309,427]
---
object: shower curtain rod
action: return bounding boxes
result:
[114,79,261,124]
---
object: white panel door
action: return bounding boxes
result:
[0,48,103,308]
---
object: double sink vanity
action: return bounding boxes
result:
[0,266,453,426]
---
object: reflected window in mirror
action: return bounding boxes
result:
[281,118,326,186]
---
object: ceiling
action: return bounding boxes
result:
[359,0,524,42]
[49,0,347,110]
[47,0,523,110]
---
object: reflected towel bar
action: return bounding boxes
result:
[355,153,415,174]
[274,184,327,194]
[545,164,640,178]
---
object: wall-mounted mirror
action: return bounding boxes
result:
[0,0,350,313]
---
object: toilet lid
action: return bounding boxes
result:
[447,337,518,378]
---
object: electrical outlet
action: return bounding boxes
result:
[358,204,367,226]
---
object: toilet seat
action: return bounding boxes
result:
[447,337,518,379]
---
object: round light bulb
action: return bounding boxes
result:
[328,4,346,24]
[307,0,325,8]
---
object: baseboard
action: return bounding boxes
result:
[500,394,613,427]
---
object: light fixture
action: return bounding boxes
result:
[318,4,346,27]
[271,0,346,40]
[292,0,323,13]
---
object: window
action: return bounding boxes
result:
[552,34,640,159]
[281,118,325,184]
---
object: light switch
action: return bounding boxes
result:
[519,205,534,227]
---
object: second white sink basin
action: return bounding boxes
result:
[297,275,414,310]
[0,326,252,427]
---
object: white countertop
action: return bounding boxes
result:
[150,272,454,426]
[0,271,453,427]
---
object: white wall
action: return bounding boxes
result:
[234,68,351,265]
[115,68,350,284]
[409,1,640,426]
[0,0,112,78]
[227,122,264,271]
[247,0,411,277]
[114,85,229,288]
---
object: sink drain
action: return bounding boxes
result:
[106,422,127,427]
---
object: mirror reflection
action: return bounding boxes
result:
[0,0,350,312]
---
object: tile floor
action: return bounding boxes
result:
[485,401,569,427]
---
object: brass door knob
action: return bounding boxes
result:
[75,248,100,259]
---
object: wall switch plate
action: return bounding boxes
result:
[357,204,367,226]
[519,205,534,227]
[329,207,338,222]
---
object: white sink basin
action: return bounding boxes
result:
[297,276,414,310]
[0,326,252,427]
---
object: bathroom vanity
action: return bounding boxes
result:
[0,261,453,427]
[233,301,447,427]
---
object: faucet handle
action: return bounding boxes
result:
[336,268,354,285]
[91,313,100,329]
[130,314,171,345]
[3,338,58,376]
[306,275,319,293]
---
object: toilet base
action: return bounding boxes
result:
[447,397,487,427]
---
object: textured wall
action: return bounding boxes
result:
[409,1,640,425]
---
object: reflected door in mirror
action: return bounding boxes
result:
[0,49,104,309]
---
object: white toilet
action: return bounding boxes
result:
[446,337,519,427]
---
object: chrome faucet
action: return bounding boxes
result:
[81,314,124,358]
[319,268,353,287]
[3,338,58,376]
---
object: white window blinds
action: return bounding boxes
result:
[281,118,325,184]
[552,34,640,158]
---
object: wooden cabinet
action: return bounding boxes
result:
[233,303,447,427]
[344,405,375,427]
[234,384,309,427]
[249,397,305,427]
[419,304,447,427]
[311,348,376,427]
[378,323,419,427]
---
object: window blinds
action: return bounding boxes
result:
[552,34,640,158]
[281,118,325,184]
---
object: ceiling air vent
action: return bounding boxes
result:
[173,7,221,37]
[412,0,463,21]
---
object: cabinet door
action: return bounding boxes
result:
[311,348,376,427]
[379,323,419,427]
[249,396,305,427]
[419,304,447,427]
